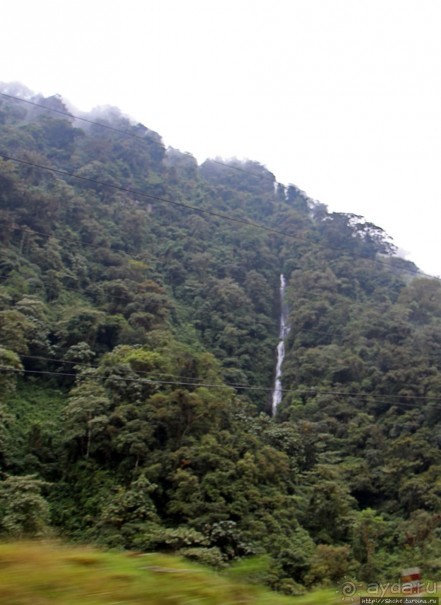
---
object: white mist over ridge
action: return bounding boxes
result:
[2,0,441,278]
[2,68,440,277]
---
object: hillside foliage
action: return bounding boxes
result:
[0,88,440,593]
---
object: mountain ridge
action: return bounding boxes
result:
[0,86,439,593]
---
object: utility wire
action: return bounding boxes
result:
[0,91,276,183]
[1,97,439,415]
[0,93,164,145]
[0,153,292,238]
[18,354,438,401]
[17,353,441,401]
[4,358,441,409]
[0,153,434,281]
[17,354,261,386]
[0,158,438,399]
[0,92,435,280]
[1,365,438,412]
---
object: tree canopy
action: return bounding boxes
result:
[0,89,439,593]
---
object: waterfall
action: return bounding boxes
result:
[272,274,290,416]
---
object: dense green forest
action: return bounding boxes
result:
[0,85,440,595]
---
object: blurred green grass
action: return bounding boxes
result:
[0,541,340,605]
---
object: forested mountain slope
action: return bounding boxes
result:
[0,87,439,593]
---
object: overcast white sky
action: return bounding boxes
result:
[2,0,441,275]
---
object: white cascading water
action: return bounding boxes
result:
[272,274,290,416]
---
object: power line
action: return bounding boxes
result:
[3,358,441,410]
[0,156,438,402]
[17,354,441,402]
[0,153,292,238]
[0,101,439,407]
[0,91,275,183]
[0,92,163,145]
[1,97,439,418]
[0,153,434,282]
[0,93,435,280]
[16,354,259,385]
